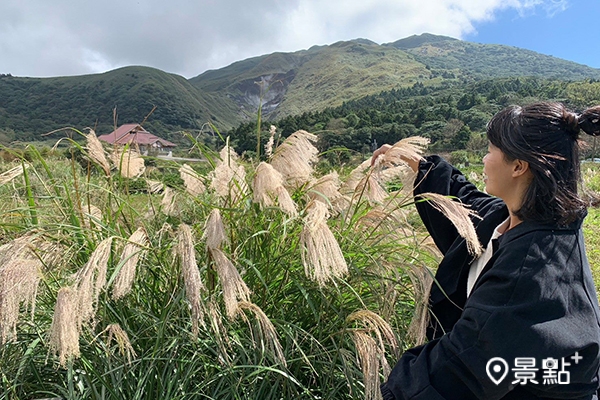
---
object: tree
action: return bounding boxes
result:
[452,125,472,150]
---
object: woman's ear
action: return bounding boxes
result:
[512,159,530,178]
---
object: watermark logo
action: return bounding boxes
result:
[486,352,582,386]
[486,357,509,385]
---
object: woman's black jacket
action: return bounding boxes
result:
[381,156,600,400]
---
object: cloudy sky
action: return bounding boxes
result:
[0,0,597,79]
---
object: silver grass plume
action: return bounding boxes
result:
[73,237,112,327]
[355,208,412,241]
[253,162,298,217]
[146,179,164,194]
[274,186,298,218]
[209,248,251,319]
[416,192,482,256]
[340,159,372,196]
[180,164,206,197]
[235,301,286,367]
[203,209,227,251]
[376,164,418,198]
[420,236,443,259]
[176,224,205,337]
[264,125,276,159]
[353,330,384,400]
[253,162,282,207]
[307,171,348,212]
[348,310,398,400]
[0,164,29,185]
[300,200,348,286]
[112,227,149,300]
[102,323,137,364]
[209,145,248,204]
[270,130,318,189]
[406,264,434,346]
[49,287,80,367]
[347,309,399,359]
[0,259,41,344]
[373,136,430,170]
[86,130,111,176]
[353,174,389,205]
[207,298,231,365]
[0,235,61,344]
[110,148,145,178]
[161,187,179,216]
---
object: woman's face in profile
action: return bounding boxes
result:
[482,144,518,200]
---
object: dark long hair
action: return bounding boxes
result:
[486,102,600,226]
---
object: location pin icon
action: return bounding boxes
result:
[486,357,509,385]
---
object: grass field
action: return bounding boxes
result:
[0,135,599,400]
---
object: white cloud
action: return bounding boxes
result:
[0,0,568,78]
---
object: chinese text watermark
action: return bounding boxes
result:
[486,353,582,385]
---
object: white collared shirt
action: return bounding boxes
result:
[467,217,511,297]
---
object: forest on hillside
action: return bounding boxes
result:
[228,77,600,162]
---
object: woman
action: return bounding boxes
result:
[373,102,600,399]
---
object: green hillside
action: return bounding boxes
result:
[388,33,600,81]
[0,66,234,143]
[190,40,430,122]
[228,76,600,160]
[191,34,600,130]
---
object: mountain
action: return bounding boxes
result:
[0,66,236,142]
[190,34,600,126]
[388,33,600,81]
[2,33,600,144]
[189,39,429,122]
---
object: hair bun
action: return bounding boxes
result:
[561,110,580,138]
[579,106,600,137]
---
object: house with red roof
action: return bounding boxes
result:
[98,124,176,156]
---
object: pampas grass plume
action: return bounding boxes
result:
[111,148,145,178]
[210,145,248,203]
[161,187,179,216]
[270,130,318,189]
[210,248,251,319]
[348,310,398,400]
[103,323,137,364]
[340,159,372,196]
[235,301,286,367]
[274,186,298,218]
[207,299,231,365]
[86,130,111,176]
[352,330,383,400]
[112,227,149,300]
[0,164,29,185]
[176,224,205,337]
[253,162,298,217]
[146,179,164,194]
[203,209,227,250]
[416,192,482,256]
[49,287,80,367]
[307,171,347,212]
[375,136,429,169]
[180,164,206,197]
[264,125,276,159]
[0,234,62,343]
[300,200,348,285]
[74,237,112,327]
[347,309,398,357]
[0,259,41,344]
[406,264,434,346]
